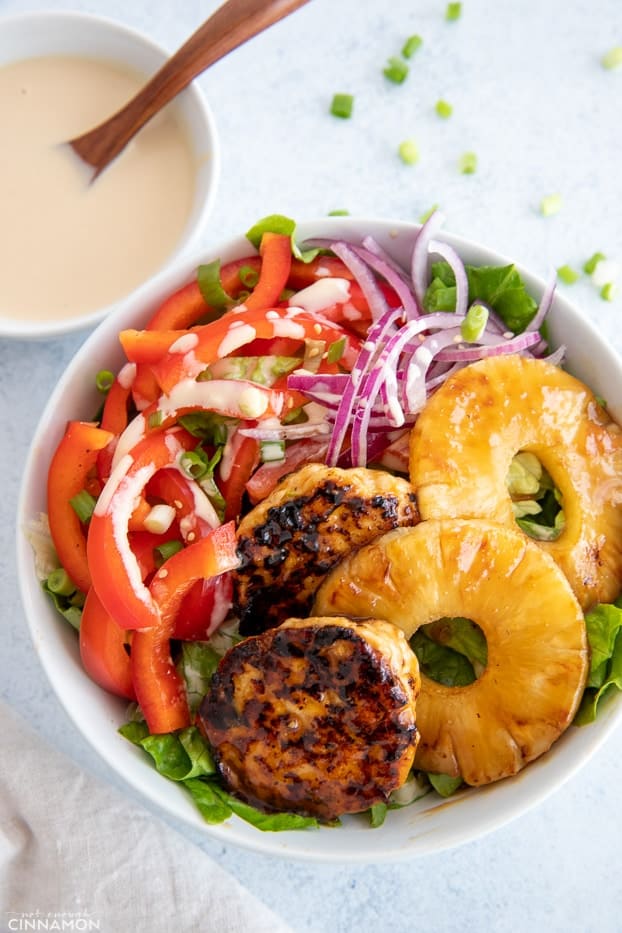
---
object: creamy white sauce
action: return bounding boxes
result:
[0,55,198,322]
[288,277,351,313]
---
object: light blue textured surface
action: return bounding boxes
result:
[2,1,622,930]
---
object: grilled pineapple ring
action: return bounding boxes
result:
[409,355,622,610]
[314,519,589,786]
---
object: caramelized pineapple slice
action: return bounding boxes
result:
[409,355,622,610]
[313,519,589,786]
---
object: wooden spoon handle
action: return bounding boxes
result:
[71,0,310,174]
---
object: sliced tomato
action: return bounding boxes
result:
[245,437,329,504]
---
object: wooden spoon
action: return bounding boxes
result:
[69,0,310,179]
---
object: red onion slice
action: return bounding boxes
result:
[434,329,541,362]
[526,270,557,333]
[352,244,419,320]
[329,240,390,322]
[428,239,469,318]
[325,305,402,465]
[411,210,446,308]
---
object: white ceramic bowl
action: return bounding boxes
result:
[0,11,219,340]
[16,218,622,861]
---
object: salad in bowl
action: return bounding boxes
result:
[18,213,622,860]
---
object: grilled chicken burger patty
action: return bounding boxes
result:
[234,463,419,635]
[198,616,421,821]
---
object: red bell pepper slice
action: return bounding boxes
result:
[152,306,360,394]
[47,421,114,594]
[100,377,132,435]
[119,328,191,364]
[87,428,198,631]
[115,380,288,461]
[145,280,210,331]
[128,528,233,641]
[79,587,135,700]
[218,434,260,522]
[131,522,239,734]
[144,257,264,331]
[243,233,292,312]
[172,572,233,641]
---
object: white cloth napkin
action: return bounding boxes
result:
[0,701,292,933]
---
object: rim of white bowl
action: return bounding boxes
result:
[16,217,622,861]
[0,10,220,341]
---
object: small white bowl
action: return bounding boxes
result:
[16,218,622,861]
[0,11,220,340]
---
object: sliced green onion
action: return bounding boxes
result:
[445,2,462,21]
[260,439,286,463]
[154,540,183,567]
[419,204,439,224]
[459,151,477,174]
[402,34,423,58]
[327,336,346,363]
[435,99,453,118]
[540,193,562,216]
[197,260,235,310]
[601,282,618,301]
[180,450,209,480]
[383,57,409,84]
[238,264,259,289]
[95,369,115,394]
[178,412,231,444]
[196,446,227,522]
[327,209,350,216]
[369,802,388,828]
[398,139,419,165]
[583,251,607,274]
[282,405,306,425]
[69,490,97,523]
[460,303,489,342]
[46,567,77,597]
[148,410,164,429]
[330,93,354,118]
[601,46,622,69]
[246,214,296,249]
[557,264,580,284]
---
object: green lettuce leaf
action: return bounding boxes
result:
[410,628,477,686]
[423,261,538,333]
[178,641,221,716]
[119,722,216,780]
[427,773,464,797]
[424,617,487,670]
[210,784,319,831]
[575,600,622,724]
[184,778,233,824]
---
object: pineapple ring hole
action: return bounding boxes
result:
[506,451,564,542]
[409,617,487,687]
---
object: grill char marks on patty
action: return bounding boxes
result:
[234,463,419,635]
[198,616,421,821]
